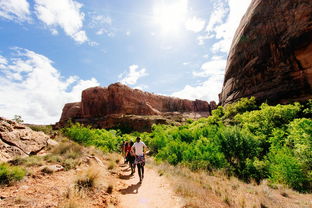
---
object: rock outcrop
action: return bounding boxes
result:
[219,0,312,105]
[57,83,214,131]
[0,117,49,162]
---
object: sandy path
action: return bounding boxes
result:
[117,163,184,208]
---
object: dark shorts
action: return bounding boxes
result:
[126,154,135,164]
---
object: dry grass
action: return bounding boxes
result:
[58,188,86,208]
[10,156,44,167]
[75,165,101,191]
[104,153,122,171]
[149,160,312,208]
[52,142,83,159]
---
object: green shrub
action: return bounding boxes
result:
[268,148,309,191]
[63,123,122,153]
[216,127,262,180]
[223,97,258,121]
[62,99,312,192]
[0,163,26,185]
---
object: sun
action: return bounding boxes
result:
[153,0,188,35]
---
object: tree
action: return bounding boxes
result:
[12,115,24,123]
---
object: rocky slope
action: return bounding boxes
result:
[57,83,215,131]
[219,0,312,105]
[0,117,49,162]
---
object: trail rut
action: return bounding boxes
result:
[117,163,183,208]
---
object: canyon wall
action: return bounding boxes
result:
[219,0,312,105]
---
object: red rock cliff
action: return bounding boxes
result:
[219,0,312,105]
[58,83,214,131]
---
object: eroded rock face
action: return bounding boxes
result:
[219,0,312,105]
[58,83,214,131]
[0,117,49,162]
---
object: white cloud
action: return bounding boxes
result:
[95,28,114,37]
[133,84,149,91]
[172,75,223,102]
[198,0,251,53]
[193,56,226,77]
[88,13,114,37]
[119,65,148,85]
[173,56,227,102]
[90,15,112,26]
[0,0,31,22]
[34,0,88,43]
[0,48,99,124]
[88,41,99,47]
[206,2,228,34]
[185,16,205,33]
[0,55,7,68]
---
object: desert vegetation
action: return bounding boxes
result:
[0,163,26,185]
[64,98,312,193]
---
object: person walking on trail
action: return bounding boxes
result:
[131,137,148,183]
[126,140,135,175]
[121,141,126,162]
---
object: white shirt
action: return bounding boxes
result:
[132,141,147,156]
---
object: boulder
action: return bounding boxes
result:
[57,83,215,131]
[219,0,312,105]
[0,117,49,162]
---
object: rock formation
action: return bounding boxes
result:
[57,83,214,132]
[219,0,312,105]
[0,117,49,162]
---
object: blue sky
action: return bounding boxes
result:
[0,0,251,124]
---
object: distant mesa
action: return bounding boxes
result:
[57,83,216,132]
[219,0,312,105]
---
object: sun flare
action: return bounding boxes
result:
[153,0,188,35]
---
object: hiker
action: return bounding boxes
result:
[123,141,129,163]
[126,140,135,175]
[121,141,126,158]
[131,137,148,183]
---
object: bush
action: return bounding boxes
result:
[216,127,262,180]
[63,123,122,153]
[222,97,258,121]
[62,98,312,192]
[268,148,309,191]
[0,163,26,185]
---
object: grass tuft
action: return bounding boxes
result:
[0,163,26,185]
[75,166,100,190]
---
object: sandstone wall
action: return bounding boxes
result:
[58,83,213,131]
[219,0,312,105]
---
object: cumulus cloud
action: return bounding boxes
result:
[90,14,112,26]
[0,0,31,22]
[173,56,226,102]
[89,13,114,37]
[193,56,226,77]
[34,0,88,43]
[185,16,205,33]
[172,75,223,102]
[0,48,99,124]
[119,65,148,85]
[198,0,251,53]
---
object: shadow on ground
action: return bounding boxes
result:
[119,182,142,194]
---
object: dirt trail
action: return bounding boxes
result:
[117,163,184,208]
